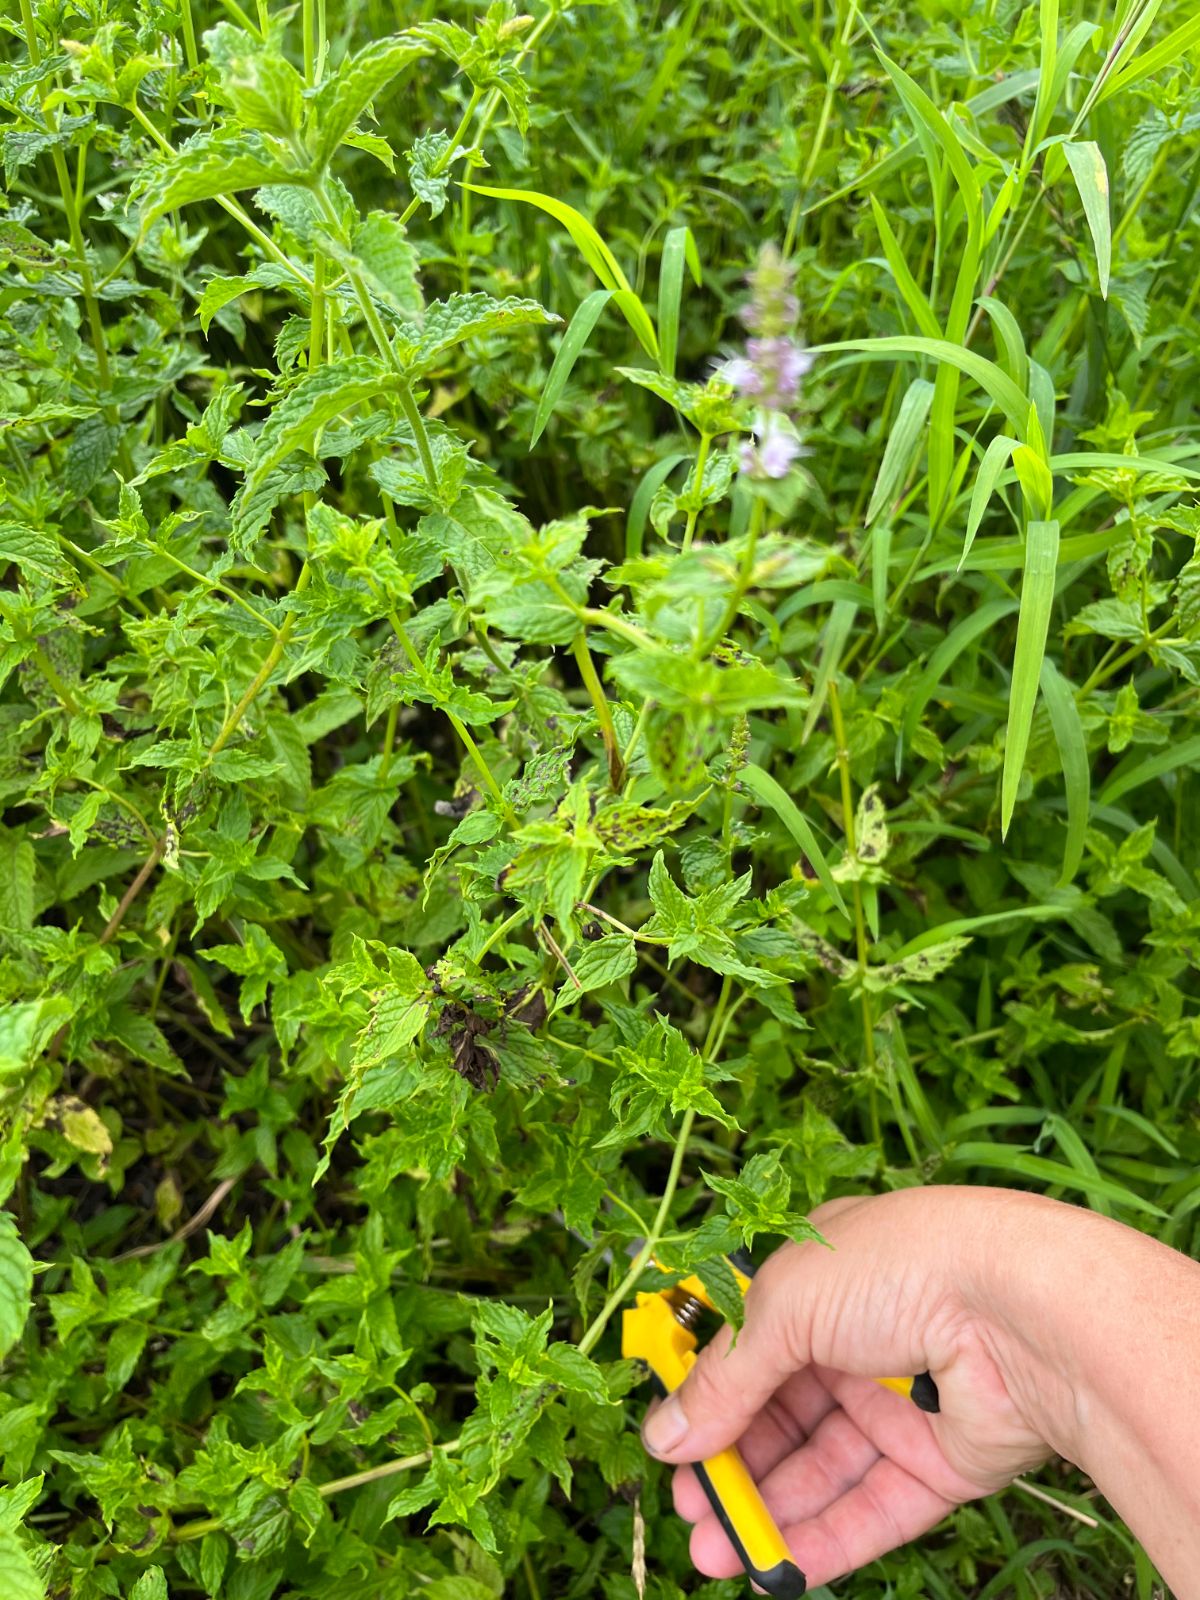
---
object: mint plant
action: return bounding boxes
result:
[2,0,1199,1595]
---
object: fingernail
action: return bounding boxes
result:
[643,1396,689,1456]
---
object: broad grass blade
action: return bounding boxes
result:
[530,289,612,447]
[898,597,1018,771]
[626,452,688,558]
[866,377,934,527]
[1064,142,1111,299]
[1001,518,1060,836]
[815,337,1030,437]
[657,226,701,379]
[1099,733,1200,808]
[803,600,857,742]
[1039,656,1090,885]
[869,197,941,338]
[740,761,848,916]
[464,184,659,358]
[963,434,1020,564]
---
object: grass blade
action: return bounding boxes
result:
[1001,518,1060,836]
[963,434,1020,563]
[944,1144,1166,1218]
[740,761,847,916]
[1064,142,1111,299]
[871,522,892,633]
[802,599,857,742]
[866,377,934,527]
[877,52,981,227]
[1098,3,1196,104]
[1098,733,1200,808]
[869,197,942,339]
[1039,656,1090,885]
[976,296,1028,387]
[898,597,1018,771]
[464,184,659,358]
[814,336,1030,437]
[626,452,689,559]
[894,904,1063,956]
[530,289,612,448]
[657,226,701,379]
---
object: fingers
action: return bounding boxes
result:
[672,1364,839,1522]
[680,1397,880,1534]
[642,1244,819,1464]
[691,1452,960,1586]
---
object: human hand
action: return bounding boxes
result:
[641,1188,1066,1587]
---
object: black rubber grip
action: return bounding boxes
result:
[693,1462,806,1599]
[910,1370,940,1413]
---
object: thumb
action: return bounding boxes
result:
[641,1251,811,1463]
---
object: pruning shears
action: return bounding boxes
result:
[622,1249,940,1599]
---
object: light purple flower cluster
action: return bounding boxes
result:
[727,245,811,481]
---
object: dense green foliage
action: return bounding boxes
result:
[2,0,1200,1593]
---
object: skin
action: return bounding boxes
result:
[640,1186,1200,1594]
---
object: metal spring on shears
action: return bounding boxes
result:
[672,1294,706,1332]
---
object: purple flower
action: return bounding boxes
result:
[758,427,802,478]
[724,356,763,397]
[745,336,814,407]
[740,425,802,480]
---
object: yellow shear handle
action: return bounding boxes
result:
[623,1294,806,1599]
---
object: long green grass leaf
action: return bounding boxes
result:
[963,434,1020,563]
[1001,518,1060,835]
[805,71,1041,216]
[740,762,848,916]
[943,1144,1166,1217]
[898,598,1018,771]
[1099,734,1200,807]
[625,452,689,559]
[976,297,1028,387]
[815,337,1030,436]
[895,904,1064,957]
[530,289,611,448]
[1098,2,1196,104]
[1064,142,1111,299]
[657,226,701,379]
[866,377,934,526]
[464,184,658,358]
[803,600,857,742]
[1039,657,1090,885]
[877,52,981,226]
[868,198,942,339]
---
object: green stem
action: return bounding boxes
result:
[1076,618,1174,699]
[313,182,439,496]
[398,85,484,227]
[681,433,712,551]
[302,0,315,82]
[580,607,655,651]
[152,547,283,637]
[308,251,326,373]
[379,702,399,780]
[829,679,879,1134]
[129,99,314,291]
[474,906,528,964]
[209,564,310,757]
[572,632,623,789]
[697,496,764,657]
[180,0,199,72]
[576,1106,697,1359]
[20,0,111,391]
[30,643,81,716]
[172,1442,461,1543]
[388,611,516,822]
[395,382,439,495]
